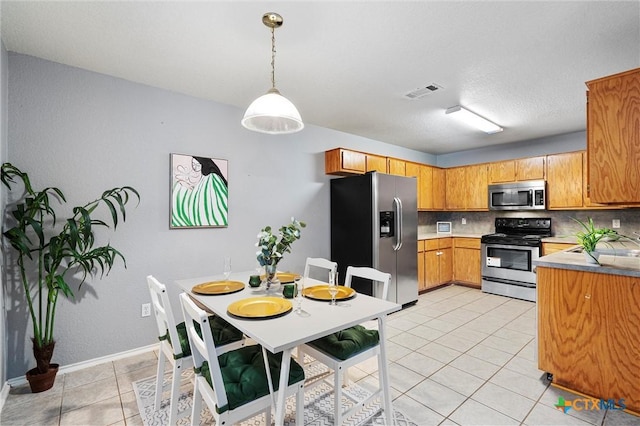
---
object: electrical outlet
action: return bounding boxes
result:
[141,303,151,317]
[461,218,467,225]
[612,219,621,229]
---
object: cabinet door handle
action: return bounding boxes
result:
[436,251,442,256]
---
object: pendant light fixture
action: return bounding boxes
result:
[241,12,304,135]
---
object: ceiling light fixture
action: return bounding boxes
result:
[445,105,503,134]
[241,12,303,135]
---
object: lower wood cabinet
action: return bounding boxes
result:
[419,238,452,291]
[419,237,481,291]
[537,267,640,413]
[452,238,481,287]
[541,242,576,256]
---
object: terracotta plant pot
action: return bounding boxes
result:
[26,363,59,393]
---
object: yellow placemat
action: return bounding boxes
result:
[302,285,356,301]
[227,297,293,319]
[259,272,300,284]
[192,281,244,295]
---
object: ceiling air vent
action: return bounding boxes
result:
[404,83,443,100]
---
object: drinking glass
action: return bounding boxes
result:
[294,277,304,314]
[222,257,231,289]
[328,270,338,306]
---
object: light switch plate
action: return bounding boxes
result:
[612,219,620,229]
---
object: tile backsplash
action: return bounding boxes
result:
[419,208,640,241]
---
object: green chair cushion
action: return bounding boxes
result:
[307,325,379,360]
[206,315,245,347]
[163,316,244,358]
[199,345,305,413]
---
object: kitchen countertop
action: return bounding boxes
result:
[541,236,579,244]
[418,233,484,240]
[419,235,583,243]
[535,242,640,278]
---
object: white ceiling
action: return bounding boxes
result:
[1,1,639,154]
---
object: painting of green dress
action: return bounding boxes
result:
[170,153,228,228]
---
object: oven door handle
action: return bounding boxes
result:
[393,197,403,251]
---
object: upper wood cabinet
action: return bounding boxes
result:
[586,68,640,204]
[445,167,466,210]
[406,163,446,211]
[488,156,545,183]
[488,160,516,183]
[581,151,609,208]
[447,164,488,211]
[405,162,425,209]
[546,151,616,210]
[325,148,388,175]
[432,167,446,210]
[366,154,387,173]
[467,164,488,210]
[387,158,406,176]
[546,151,584,209]
[325,147,625,211]
[325,148,366,176]
[516,156,546,181]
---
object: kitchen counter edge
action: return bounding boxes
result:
[535,250,640,278]
[418,233,483,240]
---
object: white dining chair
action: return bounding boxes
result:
[179,292,305,426]
[146,276,244,425]
[303,257,338,281]
[300,266,393,425]
[298,257,339,363]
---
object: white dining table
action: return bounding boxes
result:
[174,270,401,425]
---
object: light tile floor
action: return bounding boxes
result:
[2,284,638,425]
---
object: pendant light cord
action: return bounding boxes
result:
[270,26,276,89]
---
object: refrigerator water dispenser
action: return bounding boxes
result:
[380,211,395,238]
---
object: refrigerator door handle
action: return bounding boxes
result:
[393,197,403,251]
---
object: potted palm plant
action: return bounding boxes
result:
[1,163,139,392]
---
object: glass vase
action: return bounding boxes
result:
[263,264,281,291]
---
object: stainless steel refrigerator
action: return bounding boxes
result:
[330,172,418,306]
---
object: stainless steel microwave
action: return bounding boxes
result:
[488,180,546,210]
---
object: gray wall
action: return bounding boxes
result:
[1,41,7,388]
[3,53,433,380]
[436,131,586,168]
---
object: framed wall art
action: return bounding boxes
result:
[170,153,228,228]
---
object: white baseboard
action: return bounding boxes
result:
[5,343,158,388]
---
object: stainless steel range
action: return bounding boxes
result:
[481,217,551,302]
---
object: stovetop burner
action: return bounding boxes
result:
[481,217,552,246]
